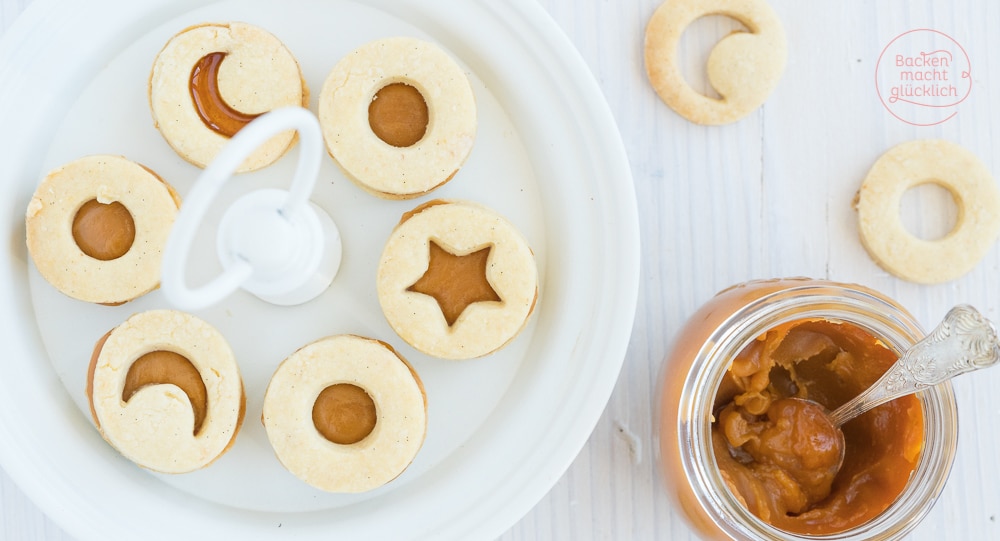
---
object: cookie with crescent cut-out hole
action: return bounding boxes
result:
[87,310,246,473]
[644,0,787,125]
[149,22,308,171]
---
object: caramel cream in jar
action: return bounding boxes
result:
[657,279,958,541]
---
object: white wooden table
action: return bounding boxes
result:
[3,1,999,539]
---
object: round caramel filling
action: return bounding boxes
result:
[407,240,501,327]
[368,83,428,147]
[190,52,262,138]
[312,383,377,445]
[72,199,136,261]
[123,350,208,435]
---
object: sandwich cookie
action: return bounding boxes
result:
[149,22,308,171]
[377,200,538,360]
[319,37,477,199]
[262,335,427,493]
[25,155,180,305]
[87,310,245,473]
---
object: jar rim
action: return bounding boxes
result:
[676,283,959,541]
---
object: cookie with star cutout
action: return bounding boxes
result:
[376,200,538,360]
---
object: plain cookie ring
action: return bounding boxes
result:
[856,139,1000,284]
[318,36,477,199]
[25,155,180,305]
[644,0,787,125]
[377,200,538,360]
[262,335,427,493]
[87,310,246,474]
[149,22,308,172]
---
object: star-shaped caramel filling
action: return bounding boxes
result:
[407,240,502,327]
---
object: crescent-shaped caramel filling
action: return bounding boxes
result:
[72,199,135,261]
[190,52,262,138]
[407,241,502,327]
[312,383,377,445]
[123,351,209,436]
[368,83,429,147]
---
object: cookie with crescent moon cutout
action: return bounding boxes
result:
[644,0,787,125]
[87,310,246,474]
[149,22,309,171]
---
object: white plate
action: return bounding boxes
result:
[0,0,638,539]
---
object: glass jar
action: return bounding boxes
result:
[657,278,958,540]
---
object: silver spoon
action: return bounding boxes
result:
[828,304,1000,427]
[777,305,1000,487]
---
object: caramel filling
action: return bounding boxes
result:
[398,200,449,226]
[190,52,261,137]
[313,383,377,445]
[407,241,501,327]
[717,398,844,515]
[87,331,113,427]
[123,351,208,435]
[368,83,428,147]
[72,199,136,261]
[713,319,923,535]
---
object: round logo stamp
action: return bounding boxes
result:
[875,29,972,126]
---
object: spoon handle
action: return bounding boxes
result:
[828,304,1000,427]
